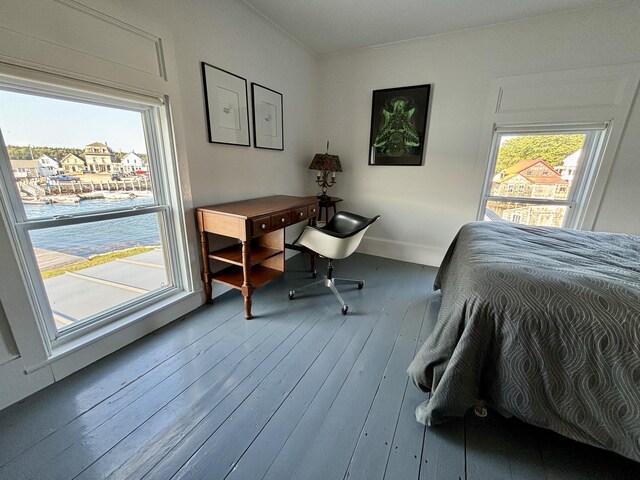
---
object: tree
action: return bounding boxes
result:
[6,145,148,164]
[495,134,584,173]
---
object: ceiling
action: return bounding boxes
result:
[241,0,607,56]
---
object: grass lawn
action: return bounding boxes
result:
[41,246,157,279]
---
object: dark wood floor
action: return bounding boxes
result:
[0,253,638,480]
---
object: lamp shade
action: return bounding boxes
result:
[309,153,342,172]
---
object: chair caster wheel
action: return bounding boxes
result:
[312,271,317,278]
[341,305,349,315]
[357,281,364,289]
[288,290,295,300]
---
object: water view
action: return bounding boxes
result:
[26,197,161,257]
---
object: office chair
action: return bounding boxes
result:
[288,211,380,315]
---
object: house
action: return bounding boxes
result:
[0,1,639,478]
[488,158,569,227]
[84,142,117,173]
[491,158,568,200]
[556,149,581,182]
[9,159,37,179]
[59,153,86,173]
[120,151,144,173]
[34,154,62,177]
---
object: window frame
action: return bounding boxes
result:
[0,74,190,347]
[478,123,609,229]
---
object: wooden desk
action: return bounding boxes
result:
[196,195,319,319]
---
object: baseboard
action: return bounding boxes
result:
[358,236,444,267]
[0,356,55,410]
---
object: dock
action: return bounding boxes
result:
[34,248,85,271]
[19,177,152,197]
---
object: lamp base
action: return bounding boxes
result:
[316,192,330,202]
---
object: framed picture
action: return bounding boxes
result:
[201,62,250,146]
[251,83,284,150]
[368,84,431,166]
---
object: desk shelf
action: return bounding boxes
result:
[209,244,281,266]
[212,265,282,290]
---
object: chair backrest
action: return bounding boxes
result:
[296,212,380,260]
[322,211,380,239]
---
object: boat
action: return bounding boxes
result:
[131,191,153,198]
[22,197,50,205]
[103,192,135,200]
[50,195,81,204]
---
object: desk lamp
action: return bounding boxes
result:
[309,141,342,201]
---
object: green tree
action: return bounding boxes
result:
[495,134,584,173]
[7,145,148,163]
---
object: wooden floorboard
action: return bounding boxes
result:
[344,267,433,480]
[141,255,387,480]
[81,270,339,479]
[4,305,265,479]
[383,292,440,480]
[222,255,391,480]
[287,260,423,480]
[0,287,254,466]
[1,253,639,480]
[76,302,313,479]
[24,297,295,479]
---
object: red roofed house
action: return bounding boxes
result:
[488,159,569,227]
[491,158,568,200]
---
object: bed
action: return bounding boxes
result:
[407,221,640,462]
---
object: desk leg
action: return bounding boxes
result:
[241,240,254,319]
[308,216,317,276]
[200,231,212,304]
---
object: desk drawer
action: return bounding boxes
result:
[307,204,318,218]
[271,211,291,228]
[292,207,308,222]
[252,215,271,236]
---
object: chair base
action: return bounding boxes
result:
[288,276,364,315]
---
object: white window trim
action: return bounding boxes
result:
[0,73,192,349]
[475,64,640,232]
[477,122,610,229]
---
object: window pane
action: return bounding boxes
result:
[485,200,567,228]
[491,134,586,200]
[0,89,154,219]
[28,213,170,331]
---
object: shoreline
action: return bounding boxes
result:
[22,190,153,205]
[40,246,159,279]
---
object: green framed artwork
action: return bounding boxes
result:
[368,84,431,166]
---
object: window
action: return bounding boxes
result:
[0,77,188,345]
[479,125,607,229]
[510,213,523,224]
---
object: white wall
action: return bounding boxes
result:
[0,301,18,365]
[0,0,318,409]
[317,1,640,265]
[108,0,319,207]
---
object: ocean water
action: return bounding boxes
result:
[25,197,162,258]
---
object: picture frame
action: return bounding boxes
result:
[368,84,431,166]
[201,62,250,146]
[251,83,284,151]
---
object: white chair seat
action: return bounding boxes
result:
[289,211,380,315]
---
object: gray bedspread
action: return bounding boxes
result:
[407,221,640,462]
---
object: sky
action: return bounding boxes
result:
[0,89,147,153]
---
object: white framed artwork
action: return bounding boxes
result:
[201,62,250,146]
[251,83,283,150]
